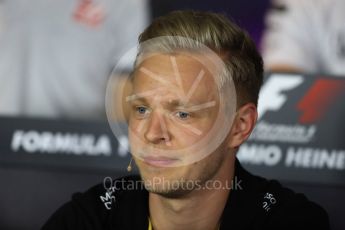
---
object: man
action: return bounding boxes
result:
[43,10,330,230]
[0,0,148,120]
[262,0,345,75]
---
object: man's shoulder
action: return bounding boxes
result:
[242,171,330,229]
[225,162,330,229]
[42,174,146,230]
[79,175,143,206]
[263,179,329,229]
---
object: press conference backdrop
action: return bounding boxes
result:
[0,72,344,229]
[238,73,345,185]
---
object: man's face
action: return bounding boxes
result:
[127,52,230,196]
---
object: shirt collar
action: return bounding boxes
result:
[113,158,263,230]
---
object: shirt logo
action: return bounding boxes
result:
[73,0,105,27]
[100,191,116,210]
[262,192,277,212]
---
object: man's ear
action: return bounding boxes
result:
[228,103,258,149]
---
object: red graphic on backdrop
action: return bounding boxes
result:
[297,78,345,124]
[73,0,105,27]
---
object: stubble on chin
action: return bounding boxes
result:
[139,154,225,197]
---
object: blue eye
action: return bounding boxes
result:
[135,106,150,117]
[176,111,190,120]
[137,106,147,114]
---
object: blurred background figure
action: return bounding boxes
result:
[151,0,269,46]
[0,0,149,120]
[262,0,345,75]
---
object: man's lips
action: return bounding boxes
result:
[142,156,178,167]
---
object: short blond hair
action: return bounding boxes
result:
[136,10,263,106]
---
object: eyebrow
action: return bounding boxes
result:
[179,101,216,112]
[165,99,186,107]
[127,97,185,106]
[125,88,163,102]
[127,97,148,105]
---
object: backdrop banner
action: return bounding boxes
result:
[0,72,344,186]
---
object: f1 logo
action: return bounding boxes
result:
[297,78,345,124]
[258,73,345,123]
[258,74,304,120]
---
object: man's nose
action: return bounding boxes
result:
[144,111,171,145]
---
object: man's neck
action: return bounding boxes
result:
[149,155,235,230]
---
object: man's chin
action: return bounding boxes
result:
[140,175,195,198]
[145,184,193,198]
[137,162,181,180]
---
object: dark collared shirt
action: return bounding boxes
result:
[42,159,330,230]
